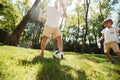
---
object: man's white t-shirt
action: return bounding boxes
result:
[44,6,62,28]
[101,27,120,43]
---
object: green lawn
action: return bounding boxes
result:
[0,46,120,80]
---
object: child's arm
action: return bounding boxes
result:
[98,34,104,42]
[117,30,120,34]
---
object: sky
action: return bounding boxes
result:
[30,0,76,13]
[11,0,120,22]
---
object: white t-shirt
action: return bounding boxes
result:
[44,6,62,28]
[101,27,120,43]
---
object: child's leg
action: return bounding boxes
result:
[104,43,114,62]
[105,53,114,62]
[115,52,120,59]
[111,42,120,60]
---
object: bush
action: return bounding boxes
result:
[0,29,8,43]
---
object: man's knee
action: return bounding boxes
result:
[42,36,48,41]
[55,36,62,41]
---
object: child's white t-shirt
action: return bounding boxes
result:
[44,6,62,28]
[101,27,120,43]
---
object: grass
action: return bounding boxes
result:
[0,45,120,80]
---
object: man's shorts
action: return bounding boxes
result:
[42,25,61,39]
[104,41,120,53]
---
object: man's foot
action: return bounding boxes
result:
[61,57,66,60]
[40,53,44,57]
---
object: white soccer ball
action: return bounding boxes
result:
[53,50,64,59]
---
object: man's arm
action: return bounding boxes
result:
[60,2,67,17]
[38,10,46,22]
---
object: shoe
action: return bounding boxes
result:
[53,55,56,58]
[40,53,44,57]
[109,61,114,64]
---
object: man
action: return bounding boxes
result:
[38,0,67,57]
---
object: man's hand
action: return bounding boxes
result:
[60,2,65,8]
[38,10,46,22]
[38,17,44,22]
[60,1,67,17]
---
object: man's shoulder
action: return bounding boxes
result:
[47,6,54,9]
[45,6,52,10]
[46,6,55,11]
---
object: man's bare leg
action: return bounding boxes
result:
[40,36,48,57]
[56,36,63,52]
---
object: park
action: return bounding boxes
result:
[0,0,120,80]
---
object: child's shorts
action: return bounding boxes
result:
[104,41,120,53]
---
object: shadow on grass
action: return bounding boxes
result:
[79,54,120,65]
[103,65,120,79]
[20,56,87,80]
[71,53,107,63]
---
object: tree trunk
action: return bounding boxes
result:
[99,0,104,54]
[81,0,90,53]
[4,0,40,46]
[74,11,80,52]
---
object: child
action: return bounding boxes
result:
[99,18,120,63]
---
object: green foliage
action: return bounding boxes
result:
[0,46,120,80]
[0,0,22,33]
[0,29,8,42]
[19,0,50,48]
[38,0,49,9]
[0,0,33,34]
[19,20,43,48]
[0,0,120,52]
[16,0,30,16]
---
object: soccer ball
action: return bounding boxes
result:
[53,50,64,59]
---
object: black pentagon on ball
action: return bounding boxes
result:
[61,54,64,59]
[55,50,60,54]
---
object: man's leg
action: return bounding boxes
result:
[55,36,63,52]
[40,36,48,57]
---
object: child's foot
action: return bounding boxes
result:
[109,61,114,64]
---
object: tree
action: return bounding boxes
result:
[19,0,49,48]
[0,0,22,33]
[81,0,90,53]
[4,0,41,46]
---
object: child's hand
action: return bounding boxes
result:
[98,39,101,42]
[98,35,104,42]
